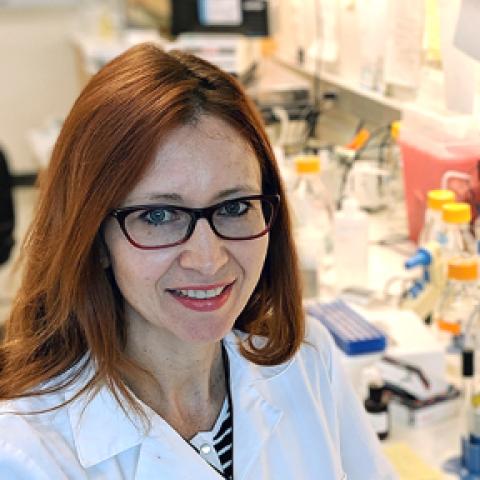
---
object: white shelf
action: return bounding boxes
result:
[273,55,404,120]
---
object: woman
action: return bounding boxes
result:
[0,44,396,479]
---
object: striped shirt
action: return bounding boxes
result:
[213,398,233,478]
[190,396,233,479]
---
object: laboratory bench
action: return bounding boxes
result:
[331,205,470,479]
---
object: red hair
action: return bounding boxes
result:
[0,44,304,410]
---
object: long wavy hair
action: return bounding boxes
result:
[0,44,304,411]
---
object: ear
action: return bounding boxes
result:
[100,251,111,269]
[97,236,111,269]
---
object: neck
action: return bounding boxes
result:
[123,317,227,438]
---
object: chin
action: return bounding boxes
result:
[179,318,235,345]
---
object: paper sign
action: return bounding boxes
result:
[439,0,476,114]
[454,0,480,61]
[383,0,425,89]
[198,0,243,26]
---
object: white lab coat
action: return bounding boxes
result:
[0,318,397,479]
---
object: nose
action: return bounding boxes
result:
[178,218,229,275]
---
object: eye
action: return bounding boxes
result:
[217,199,250,217]
[140,207,177,225]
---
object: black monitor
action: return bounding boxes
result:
[171,0,269,37]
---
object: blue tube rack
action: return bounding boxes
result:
[306,299,387,355]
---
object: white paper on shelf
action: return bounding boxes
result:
[356,0,389,91]
[439,0,476,114]
[454,0,480,62]
[383,0,425,89]
[317,0,340,63]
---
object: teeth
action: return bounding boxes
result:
[177,286,225,299]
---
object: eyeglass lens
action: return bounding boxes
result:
[123,198,274,247]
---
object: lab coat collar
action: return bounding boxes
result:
[67,330,291,475]
[66,366,146,469]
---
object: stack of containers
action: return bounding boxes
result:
[399,190,456,323]
[434,202,478,338]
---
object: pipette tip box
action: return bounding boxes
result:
[306,299,387,355]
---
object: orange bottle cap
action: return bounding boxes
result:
[437,319,461,335]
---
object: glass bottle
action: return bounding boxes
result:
[418,189,455,246]
[364,383,390,441]
[434,258,479,341]
[290,154,334,298]
[441,202,476,260]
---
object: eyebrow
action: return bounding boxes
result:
[211,186,261,201]
[130,185,261,205]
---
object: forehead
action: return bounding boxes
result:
[125,115,262,205]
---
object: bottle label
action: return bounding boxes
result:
[437,231,448,246]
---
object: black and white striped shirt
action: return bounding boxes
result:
[190,396,233,479]
[213,399,233,478]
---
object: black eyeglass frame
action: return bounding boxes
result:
[109,194,281,250]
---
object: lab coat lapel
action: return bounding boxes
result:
[224,335,285,480]
[233,382,283,480]
[67,378,145,468]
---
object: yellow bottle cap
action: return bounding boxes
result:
[390,121,401,141]
[294,155,321,174]
[427,189,455,211]
[447,258,478,281]
[442,202,471,224]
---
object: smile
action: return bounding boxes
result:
[172,286,226,299]
[167,282,235,312]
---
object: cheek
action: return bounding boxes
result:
[106,239,173,294]
[238,237,269,282]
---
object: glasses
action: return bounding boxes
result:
[109,194,280,249]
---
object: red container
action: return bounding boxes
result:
[399,129,480,243]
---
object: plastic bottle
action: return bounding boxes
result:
[434,258,479,341]
[441,202,476,260]
[290,155,334,298]
[333,196,369,290]
[418,189,455,246]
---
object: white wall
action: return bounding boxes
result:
[0,6,82,173]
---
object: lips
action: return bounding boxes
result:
[167,281,235,312]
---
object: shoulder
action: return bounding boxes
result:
[0,395,72,479]
[0,362,94,479]
[284,314,337,382]
[302,314,336,368]
[226,316,336,382]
